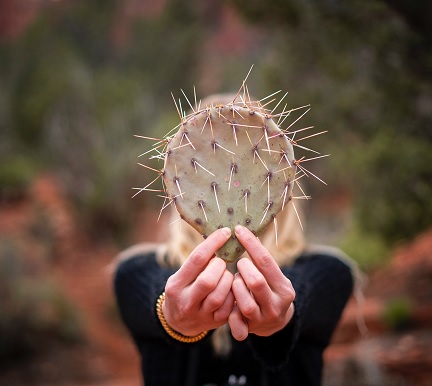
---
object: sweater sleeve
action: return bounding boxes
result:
[113,252,177,341]
[248,252,354,371]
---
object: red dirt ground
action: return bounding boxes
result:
[0,176,142,385]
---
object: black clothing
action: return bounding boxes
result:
[114,250,353,386]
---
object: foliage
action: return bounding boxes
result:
[0,155,39,200]
[353,133,432,243]
[0,0,203,243]
[229,0,432,246]
[0,239,83,359]
[338,225,390,271]
[382,297,413,331]
[1,0,431,252]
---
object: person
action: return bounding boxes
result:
[113,198,355,386]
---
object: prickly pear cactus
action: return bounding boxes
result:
[135,75,324,263]
[162,97,297,263]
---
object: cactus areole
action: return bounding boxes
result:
[163,99,297,263]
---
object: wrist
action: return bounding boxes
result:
[156,292,208,343]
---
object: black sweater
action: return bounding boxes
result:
[113,249,353,386]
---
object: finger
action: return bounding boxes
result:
[228,305,249,341]
[234,225,285,287]
[189,257,226,303]
[201,269,234,313]
[232,272,261,320]
[213,290,235,323]
[236,257,273,310]
[176,227,231,285]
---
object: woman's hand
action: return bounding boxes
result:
[163,227,235,336]
[229,225,296,341]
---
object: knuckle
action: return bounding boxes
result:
[165,277,177,297]
[266,305,280,321]
[176,299,192,320]
[206,293,225,310]
[283,286,296,304]
[280,283,292,297]
[257,251,274,267]
[278,278,295,299]
[210,257,226,273]
[280,298,292,313]
[241,302,258,318]
[248,275,267,292]
[189,249,208,266]
[213,308,229,323]
[236,258,248,272]
[288,288,296,303]
[195,276,217,293]
[290,284,296,300]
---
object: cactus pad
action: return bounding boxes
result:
[162,98,297,263]
[134,75,326,263]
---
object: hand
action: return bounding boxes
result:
[163,227,235,336]
[229,225,296,341]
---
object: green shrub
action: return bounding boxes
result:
[382,297,413,331]
[0,239,83,358]
[338,225,390,271]
[0,156,39,200]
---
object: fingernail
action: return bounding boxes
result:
[234,224,245,235]
[221,227,232,237]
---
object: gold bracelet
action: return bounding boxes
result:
[156,292,208,343]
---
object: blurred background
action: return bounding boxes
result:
[0,0,431,385]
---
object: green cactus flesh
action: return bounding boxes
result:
[163,101,296,263]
